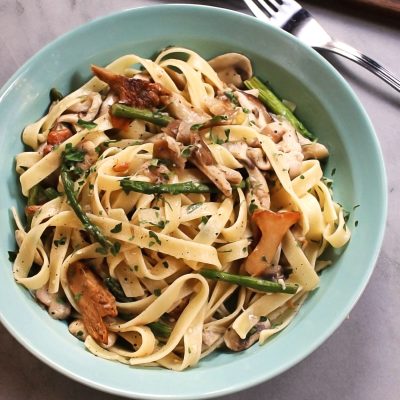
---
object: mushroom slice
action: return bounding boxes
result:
[67,261,117,345]
[208,53,253,88]
[246,148,271,171]
[35,286,71,320]
[153,135,186,169]
[76,140,99,171]
[224,320,270,351]
[244,210,300,276]
[246,166,271,210]
[276,121,304,178]
[191,134,242,197]
[91,65,169,108]
[136,160,171,184]
[297,134,329,160]
[223,141,254,168]
[167,93,209,126]
[235,91,272,126]
[99,92,118,116]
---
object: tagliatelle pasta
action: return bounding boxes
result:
[11,47,350,370]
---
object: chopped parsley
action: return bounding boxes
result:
[249,200,258,214]
[110,242,121,256]
[149,231,161,246]
[224,91,239,106]
[110,223,122,233]
[53,237,66,247]
[201,216,210,225]
[74,292,83,302]
[77,119,97,130]
[181,145,195,158]
[63,143,85,169]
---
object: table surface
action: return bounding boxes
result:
[0,1,399,399]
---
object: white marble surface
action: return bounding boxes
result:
[0,1,399,399]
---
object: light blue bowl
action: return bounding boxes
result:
[0,5,387,399]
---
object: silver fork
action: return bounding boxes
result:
[243,0,400,92]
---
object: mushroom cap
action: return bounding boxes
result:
[208,53,253,88]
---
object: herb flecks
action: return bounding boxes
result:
[149,231,161,246]
[77,119,97,130]
[110,223,122,233]
[54,237,67,247]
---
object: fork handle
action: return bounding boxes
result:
[316,40,400,92]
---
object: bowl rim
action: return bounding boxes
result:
[0,4,388,399]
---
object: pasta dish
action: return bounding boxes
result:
[11,47,350,370]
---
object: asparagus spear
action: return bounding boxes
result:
[61,165,118,255]
[104,277,134,303]
[199,269,298,294]
[44,187,60,200]
[244,76,315,140]
[111,103,173,127]
[27,184,47,206]
[120,179,215,195]
[147,321,172,338]
[120,179,245,195]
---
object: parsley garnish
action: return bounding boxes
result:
[149,231,161,245]
[224,91,239,106]
[74,292,83,302]
[249,200,258,214]
[190,115,228,131]
[63,143,85,170]
[110,242,121,256]
[77,119,97,130]
[181,145,195,158]
[201,216,210,225]
[110,223,122,233]
[224,128,231,142]
[54,237,66,247]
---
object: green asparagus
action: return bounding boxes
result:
[111,103,173,127]
[61,164,118,255]
[104,277,134,303]
[199,269,298,294]
[147,321,172,338]
[120,179,245,195]
[120,179,215,195]
[27,184,47,206]
[244,76,315,140]
[44,187,61,200]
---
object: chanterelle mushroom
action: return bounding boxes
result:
[68,261,117,344]
[91,65,169,109]
[208,53,253,88]
[245,210,300,276]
